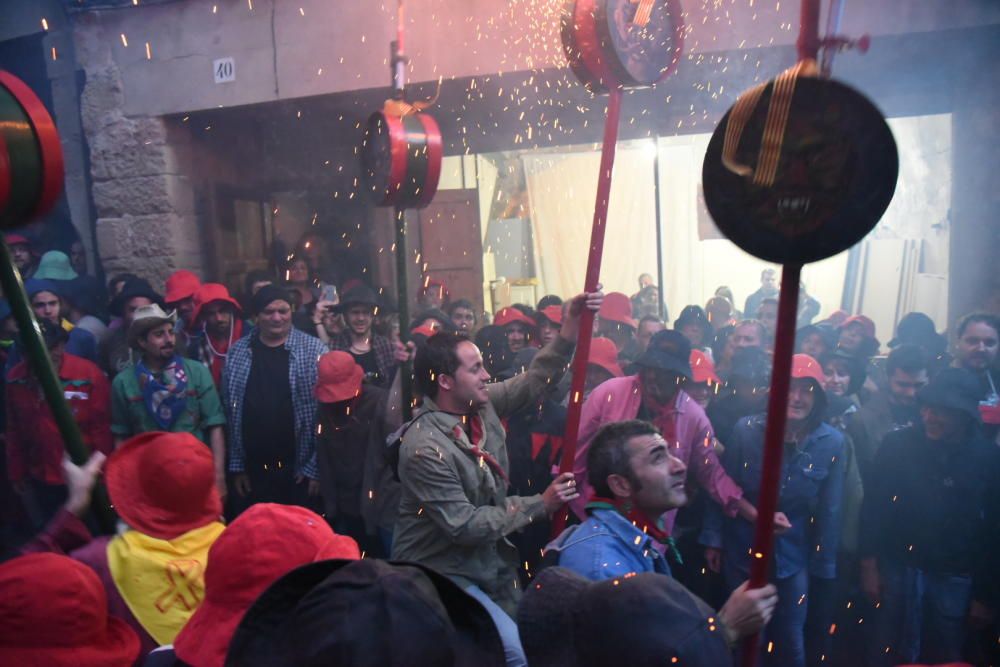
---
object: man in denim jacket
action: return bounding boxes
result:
[547,420,778,651]
[700,354,846,667]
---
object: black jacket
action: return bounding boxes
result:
[858,424,1000,604]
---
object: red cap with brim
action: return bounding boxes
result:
[0,553,141,667]
[191,283,242,325]
[315,351,364,403]
[791,354,826,387]
[539,305,563,326]
[105,432,222,540]
[164,270,202,304]
[689,350,721,385]
[588,337,623,378]
[599,292,637,329]
[495,307,536,329]
[838,314,876,340]
[174,504,360,667]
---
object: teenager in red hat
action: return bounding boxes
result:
[187,283,247,389]
[494,306,537,353]
[701,354,847,667]
[683,349,721,411]
[0,552,141,666]
[837,315,880,359]
[597,292,639,362]
[536,304,564,348]
[586,336,623,398]
[164,504,360,667]
[22,432,226,660]
[163,270,202,338]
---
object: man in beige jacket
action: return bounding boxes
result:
[392,290,602,666]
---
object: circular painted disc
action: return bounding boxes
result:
[702,77,898,264]
[596,0,684,87]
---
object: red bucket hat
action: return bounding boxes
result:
[791,353,826,387]
[164,269,202,304]
[191,282,243,324]
[495,306,536,329]
[0,553,140,666]
[105,432,222,540]
[174,504,360,667]
[599,292,637,329]
[689,350,721,385]
[838,314,876,340]
[315,351,364,403]
[588,337,623,378]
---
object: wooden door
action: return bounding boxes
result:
[211,186,274,295]
[417,189,484,313]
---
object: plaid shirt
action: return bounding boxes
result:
[223,327,326,479]
[328,332,398,387]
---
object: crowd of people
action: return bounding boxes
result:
[1,237,998,667]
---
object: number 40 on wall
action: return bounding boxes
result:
[213,57,236,84]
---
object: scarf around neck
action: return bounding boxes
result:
[135,355,189,430]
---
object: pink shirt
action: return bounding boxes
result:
[571,375,743,535]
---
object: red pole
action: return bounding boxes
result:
[741,4,819,664]
[551,86,624,537]
[796,0,821,61]
[740,264,801,666]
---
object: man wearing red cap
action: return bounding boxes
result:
[536,304,564,348]
[597,292,639,362]
[22,432,227,658]
[5,233,38,279]
[837,314,880,359]
[163,269,201,336]
[314,350,402,552]
[186,283,247,388]
[701,354,847,667]
[494,306,537,353]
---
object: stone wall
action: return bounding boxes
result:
[73,13,206,286]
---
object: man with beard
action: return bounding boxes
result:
[111,304,227,498]
[951,312,999,441]
[847,344,928,485]
[327,285,397,388]
[187,283,247,389]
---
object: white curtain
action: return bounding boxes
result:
[522,146,658,300]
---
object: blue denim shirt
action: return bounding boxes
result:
[546,508,671,581]
[700,415,846,580]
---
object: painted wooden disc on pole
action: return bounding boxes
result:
[562,0,684,94]
[362,110,443,210]
[702,75,898,264]
[0,71,64,228]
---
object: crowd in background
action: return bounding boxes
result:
[1,233,998,667]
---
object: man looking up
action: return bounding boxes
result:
[546,420,777,650]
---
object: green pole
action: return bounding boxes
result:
[0,238,115,531]
[394,207,413,420]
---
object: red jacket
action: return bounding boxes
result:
[5,353,112,484]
